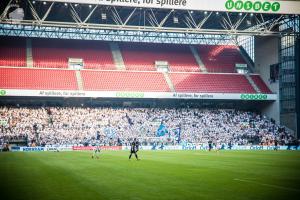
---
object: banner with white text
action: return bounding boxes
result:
[0,89,277,101]
[37,0,300,14]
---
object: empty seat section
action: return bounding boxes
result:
[0,68,78,90]
[32,39,115,69]
[170,73,256,93]
[198,45,246,73]
[81,70,170,92]
[0,37,26,67]
[250,75,272,94]
[119,43,199,72]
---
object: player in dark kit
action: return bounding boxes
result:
[208,140,213,151]
[274,139,278,151]
[129,138,140,160]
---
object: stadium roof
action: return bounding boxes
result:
[0,0,299,43]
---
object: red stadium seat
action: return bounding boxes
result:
[169,73,256,93]
[81,70,170,92]
[0,68,78,90]
[32,39,115,70]
[197,45,246,73]
[0,37,26,67]
[250,75,273,94]
[119,43,200,72]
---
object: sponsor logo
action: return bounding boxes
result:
[0,90,6,96]
[72,146,94,151]
[10,146,20,152]
[47,147,59,151]
[182,143,196,150]
[266,146,277,150]
[100,146,122,150]
[240,94,268,100]
[72,146,122,151]
[22,147,45,151]
[116,92,144,98]
[225,0,280,12]
[250,145,264,150]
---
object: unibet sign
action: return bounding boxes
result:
[240,94,268,100]
[225,0,280,12]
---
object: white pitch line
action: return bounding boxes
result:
[234,178,300,192]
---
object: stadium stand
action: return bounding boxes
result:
[169,73,256,93]
[197,45,246,73]
[0,67,271,94]
[119,43,200,72]
[0,37,26,67]
[0,107,293,146]
[250,75,273,94]
[0,37,273,94]
[0,68,78,90]
[81,70,171,92]
[32,39,115,70]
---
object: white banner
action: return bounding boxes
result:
[0,89,277,100]
[14,145,300,151]
[120,145,300,151]
[38,0,300,14]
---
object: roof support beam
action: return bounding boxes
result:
[0,1,299,38]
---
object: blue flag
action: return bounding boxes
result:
[104,127,116,138]
[156,124,168,137]
[175,127,181,142]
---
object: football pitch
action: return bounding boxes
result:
[0,150,299,200]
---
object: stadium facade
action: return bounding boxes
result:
[0,0,299,138]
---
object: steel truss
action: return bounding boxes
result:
[0,0,299,44]
[0,23,236,44]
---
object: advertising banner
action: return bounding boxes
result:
[10,146,21,152]
[143,145,299,150]
[37,0,300,15]
[72,146,122,150]
[12,145,300,151]
[0,89,277,101]
[46,146,73,151]
[20,147,46,151]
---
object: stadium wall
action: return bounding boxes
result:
[255,36,280,123]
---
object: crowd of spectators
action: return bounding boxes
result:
[0,106,295,146]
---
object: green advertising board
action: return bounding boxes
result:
[225,0,280,12]
[240,94,268,100]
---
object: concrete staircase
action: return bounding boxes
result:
[189,45,207,72]
[245,74,261,93]
[26,39,33,68]
[163,72,176,92]
[109,42,126,70]
[75,70,84,90]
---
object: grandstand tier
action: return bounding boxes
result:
[0,37,249,74]
[0,67,273,94]
[32,39,115,70]
[0,37,26,67]
[0,37,272,95]
[0,68,78,90]
[81,70,171,92]
[169,73,257,93]
[119,43,200,72]
[250,75,273,94]
[197,45,246,73]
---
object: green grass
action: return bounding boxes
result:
[0,150,300,200]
